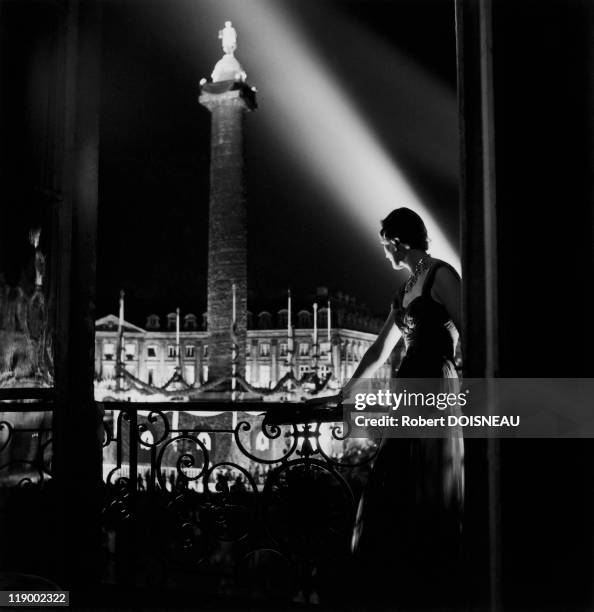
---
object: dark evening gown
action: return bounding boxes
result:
[351,261,464,608]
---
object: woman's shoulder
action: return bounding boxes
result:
[422,258,460,297]
[428,258,461,281]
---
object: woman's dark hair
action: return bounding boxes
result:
[380,207,429,251]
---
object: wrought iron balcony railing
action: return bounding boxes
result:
[101,401,377,603]
[0,399,377,605]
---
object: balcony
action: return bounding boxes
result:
[0,400,377,607]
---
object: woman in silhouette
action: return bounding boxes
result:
[341,207,464,608]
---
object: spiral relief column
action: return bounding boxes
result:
[199,22,257,387]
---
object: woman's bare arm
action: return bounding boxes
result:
[341,309,401,396]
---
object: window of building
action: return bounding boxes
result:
[203,345,208,357]
[146,314,160,330]
[167,345,179,358]
[259,343,270,357]
[166,313,176,331]
[184,365,195,385]
[184,314,197,330]
[299,342,309,357]
[259,364,271,387]
[185,345,195,359]
[277,309,288,328]
[147,369,155,386]
[320,342,331,358]
[147,345,157,359]
[298,310,311,328]
[257,311,272,330]
[318,364,329,377]
[279,342,288,357]
[103,342,115,360]
[125,343,136,361]
[298,364,311,377]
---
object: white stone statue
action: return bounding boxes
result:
[219,21,237,55]
[211,20,247,83]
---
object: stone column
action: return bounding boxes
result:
[199,81,256,385]
[198,23,256,389]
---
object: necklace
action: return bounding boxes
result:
[404,255,431,294]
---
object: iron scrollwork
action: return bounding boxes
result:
[100,403,377,602]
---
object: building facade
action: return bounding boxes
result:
[94,296,394,393]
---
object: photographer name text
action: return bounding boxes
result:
[352,414,520,428]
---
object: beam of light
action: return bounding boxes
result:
[312,7,459,187]
[201,0,460,272]
[129,0,459,271]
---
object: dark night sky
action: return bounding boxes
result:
[97,0,458,324]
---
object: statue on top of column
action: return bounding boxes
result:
[219,21,237,55]
[210,20,247,83]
